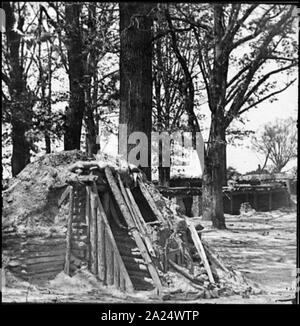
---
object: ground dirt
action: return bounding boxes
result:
[2,207,296,304]
[197,207,297,304]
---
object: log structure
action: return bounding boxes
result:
[3,153,237,295]
[158,184,290,216]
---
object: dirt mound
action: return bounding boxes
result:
[3,150,87,233]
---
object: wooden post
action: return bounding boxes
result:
[93,182,134,292]
[97,200,106,282]
[268,192,272,211]
[114,254,120,288]
[230,193,234,214]
[105,235,114,285]
[89,188,98,275]
[185,218,215,283]
[64,185,74,275]
[85,186,91,264]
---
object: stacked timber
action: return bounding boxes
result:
[3,233,66,281]
[112,226,154,291]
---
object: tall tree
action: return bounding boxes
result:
[2,2,33,176]
[119,2,155,180]
[166,4,297,228]
[252,118,297,173]
[64,3,85,150]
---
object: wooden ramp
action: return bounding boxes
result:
[64,168,164,294]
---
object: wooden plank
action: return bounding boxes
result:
[25,268,63,277]
[168,259,202,286]
[93,182,134,292]
[58,186,71,207]
[104,168,163,294]
[120,277,126,291]
[23,255,65,265]
[97,200,106,282]
[137,178,166,225]
[28,260,64,273]
[202,241,230,273]
[67,175,99,184]
[109,195,128,230]
[125,187,149,234]
[19,249,67,258]
[102,192,110,214]
[117,175,145,234]
[114,253,120,288]
[105,234,114,285]
[24,238,66,246]
[125,187,156,257]
[185,218,215,283]
[85,186,91,263]
[89,188,98,275]
[64,186,74,275]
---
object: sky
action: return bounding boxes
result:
[226,82,298,174]
[97,79,298,177]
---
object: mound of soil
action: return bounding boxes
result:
[3,150,87,233]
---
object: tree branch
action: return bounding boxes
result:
[223,4,258,45]
[242,63,297,106]
[238,79,296,115]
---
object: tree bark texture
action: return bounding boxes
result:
[3,2,31,177]
[64,3,85,150]
[119,2,154,180]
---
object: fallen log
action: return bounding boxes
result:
[168,259,203,286]
[202,240,230,274]
[68,161,111,173]
[185,219,215,283]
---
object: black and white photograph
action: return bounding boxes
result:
[1,2,299,308]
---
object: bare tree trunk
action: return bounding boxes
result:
[119,2,154,180]
[221,129,227,186]
[202,4,228,228]
[64,3,85,150]
[84,3,99,158]
[4,3,31,176]
[202,115,226,229]
[154,35,170,186]
[45,43,52,154]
